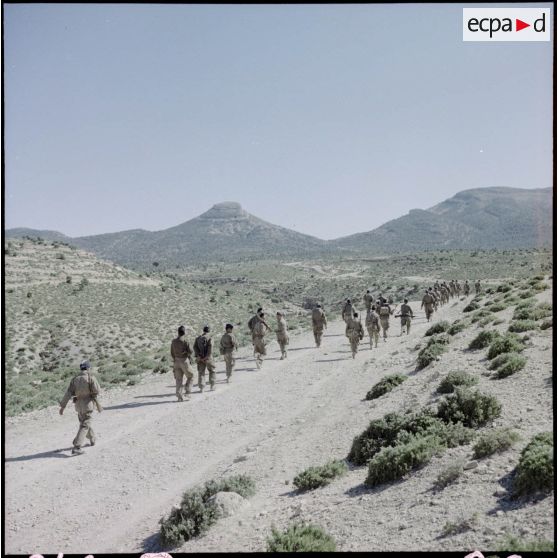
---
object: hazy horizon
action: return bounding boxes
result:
[4,4,553,239]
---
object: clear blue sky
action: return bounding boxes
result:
[4,3,554,239]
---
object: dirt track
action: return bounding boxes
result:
[5,292,553,554]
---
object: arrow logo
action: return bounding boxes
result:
[516,18,530,31]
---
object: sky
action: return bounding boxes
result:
[3,3,554,240]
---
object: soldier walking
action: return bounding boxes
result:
[397,298,414,335]
[463,280,470,296]
[345,312,364,358]
[363,290,374,313]
[171,325,194,401]
[475,280,481,295]
[194,326,216,392]
[421,289,435,322]
[59,360,102,456]
[275,311,289,360]
[365,306,380,349]
[341,299,353,324]
[378,300,392,341]
[219,323,238,383]
[252,313,268,369]
[311,304,327,348]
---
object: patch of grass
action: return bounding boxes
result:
[512,432,554,497]
[496,284,512,293]
[496,534,554,552]
[488,353,527,378]
[293,460,348,491]
[487,333,524,360]
[471,309,492,323]
[441,513,479,537]
[448,321,467,335]
[469,329,500,350]
[417,341,447,370]
[508,320,537,332]
[434,460,465,490]
[159,474,255,546]
[266,523,336,552]
[365,433,441,487]
[437,387,501,428]
[473,428,520,458]
[437,371,478,394]
[463,301,480,313]
[425,321,450,336]
[513,302,552,321]
[366,373,407,400]
[540,319,552,330]
[487,302,507,313]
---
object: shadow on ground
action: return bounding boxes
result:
[6,447,74,462]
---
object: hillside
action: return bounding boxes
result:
[332,187,553,253]
[5,187,553,267]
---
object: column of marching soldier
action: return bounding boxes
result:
[58,279,481,455]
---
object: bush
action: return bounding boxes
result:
[293,460,348,491]
[488,353,527,378]
[487,302,507,313]
[469,330,500,350]
[365,434,441,487]
[266,523,336,552]
[496,534,554,552]
[437,387,501,428]
[366,373,407,400]
[496,284,512,293]
[441,514,479,537]
[463,301,480,312]
[425,321,450,336]
[512,432,554,497]
[487,333,524,360]
[437,371,478,394]
[159,474,255,546]
[513,302,552,321]
[426,333,450,346]
[434,462,465,490]
[471,309,492,324]
[508,320,537,332]
[417,342,446,370]
[540,319,552,330]
[473,428,520,458]
[448,321,466,335]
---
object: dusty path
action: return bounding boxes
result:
[5,292,553,554]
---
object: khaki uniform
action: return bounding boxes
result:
[421,293,435,321]
[365,310,380,348]
[171,336,194,400]
[341,302,353,324]
[378,304,392,339]
[219,332,238,378]
[441,285,449,304]
[311,308,327,347]
[475,280,481,295]
[60,370,101,450]
[363,293,374,312]
[463,281,470,295]
[194,333,216,390]
[449,281,456,297]
[275,316,289,359]
[455,281,462,295]
[399,303,414,335]
[345,318,364,358]
[431,290,439,311]
[252,320,267,368]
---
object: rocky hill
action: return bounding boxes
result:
[6,188,552,267]
[332,187,553,253]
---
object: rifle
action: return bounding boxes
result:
[88,373,103,413]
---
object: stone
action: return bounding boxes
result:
[495,510,504,517]
[206,491,247,519]
[464,460,478,470]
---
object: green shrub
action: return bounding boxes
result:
[437,387,501,428]
[266,523,336,552]
[425,321,450,336]
[540,319,552,330]
[365,434,441,487]
[473,428,520,458]
[508,320,537,332]
[159,474,255,546]
[518,291,535,300]
[434,461,465,490]
[448,321,467,335]
[441,513,479,537]
[488,353,527,378]
[513,302,552,321]
[366,373,407,400]
[426,333,450,346]
[437,371,478,394]
[463,301,479,312]
[496,284,512,293]
[293,460,348,491]
[469,330,500,350]
[496,534,554,552]
[531,282,549,291]
[512,432,554,497]
[471,310,492,323]
[487,333,524,359]
[417,342,446,370]
[488,303,507,313]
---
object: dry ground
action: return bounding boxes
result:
[4,287,554,554]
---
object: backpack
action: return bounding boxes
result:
[379,306,390,317]
[196,335,210,358]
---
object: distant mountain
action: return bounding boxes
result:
[5,188,552,267]
[332,187,553,252]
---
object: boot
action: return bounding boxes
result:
[72,447,84,456]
